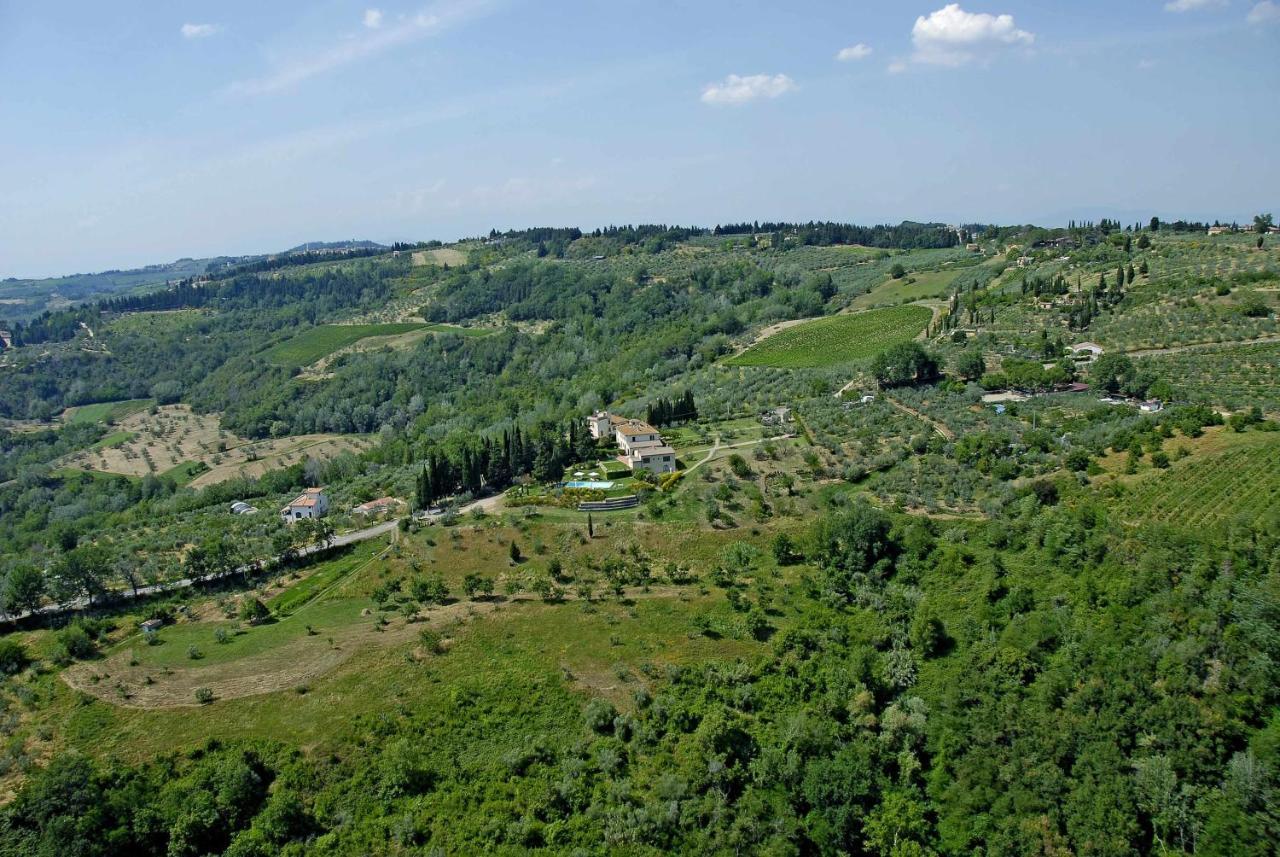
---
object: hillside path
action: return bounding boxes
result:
[884,395,956,440]
[1122,333,1280,358]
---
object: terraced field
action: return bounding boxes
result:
[726,305,932,368]
[1117,433,1280,529]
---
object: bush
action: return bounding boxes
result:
[194,687,214,704]
[584,699,618,734]
[54,623,98,662]
[239,598,271,624]
[0,638,30,674]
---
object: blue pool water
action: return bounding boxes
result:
[565,480,615,489]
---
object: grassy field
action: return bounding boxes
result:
[62,399,153,426]
[851,269,960,309]
[264,323,429,366]
[726,305,933,368]
[27,513,788,768]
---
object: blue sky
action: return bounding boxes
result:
[1,0,1277,277]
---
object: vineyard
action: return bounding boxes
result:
[726,305,932,368]
[1115,433,1280,530]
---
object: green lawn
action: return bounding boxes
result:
[726,305,933,368]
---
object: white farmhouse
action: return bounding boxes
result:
[281,487,329,522]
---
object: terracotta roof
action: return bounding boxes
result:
[617,422,659,436]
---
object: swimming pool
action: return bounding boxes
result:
[564,480,615,489]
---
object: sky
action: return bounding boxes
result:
[1,0,1277,278]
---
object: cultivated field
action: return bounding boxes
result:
[1111,431,1280,530]
[59,404,370,487]
[263,323,429,366]
[1141,340,1280,411]
[726,305,933,368]
[851,269,961,309]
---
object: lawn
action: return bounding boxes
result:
[726,305,933,368]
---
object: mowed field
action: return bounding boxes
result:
[412,247,467,266]
[726,305,933,368]
[851,269,961,309]
[1109,429,1280,530]
[59,404,370,488]
[263,323,428,366]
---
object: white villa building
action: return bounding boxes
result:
[281,487,329,522]
[588,411,678,475]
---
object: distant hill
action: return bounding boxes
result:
[0,255,256,324]
[282,240,386,254]
[0,240,385,325]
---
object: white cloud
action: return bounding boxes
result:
[700,73,796,106]
[363,8,384,29]
[910,4,1034,67]
[887,59,908,74]
[836,43,873,62]
[1137,58,1158,70]
[227,0,489,96]
[180,23,221,39]
[1247,1,1280,23]
[1164,0,1227,12]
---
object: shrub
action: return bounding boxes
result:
[0,638,30,675]
[186,645,203,660]
[584,699,618,734]
[54,623,98,662]
[239,598,271,624]
[194,687,214,704]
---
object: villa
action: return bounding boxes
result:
[587,411,677,475]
